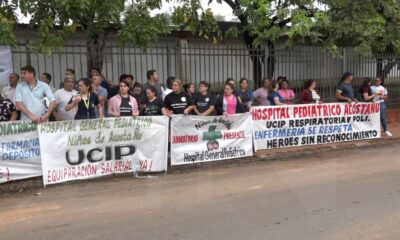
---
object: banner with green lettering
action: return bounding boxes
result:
[38,116,169,186]
[0,121,42,184]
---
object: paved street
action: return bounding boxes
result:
[1,143,400,240]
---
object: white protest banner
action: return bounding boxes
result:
[171,113,253,165]
[252,102,381,151]
[0,121,42,184]
[38,116,168,186]
[0,46,13,86]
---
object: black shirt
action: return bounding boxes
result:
[164,92,193,114]
[68,93,99,120]
[193,93,215,114]
[119,95,132,117]
[142,97,165,116]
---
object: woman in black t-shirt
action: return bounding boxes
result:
[65,78,103,119]
[142,86,167,116]
[164,79,195,116]
[193,81,215,116]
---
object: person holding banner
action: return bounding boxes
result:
[108,78,139,117]
[371,77,393,137]
[268,80,286,106]
[164,79,195,116]
[253,78,271,106]
[336,72,358,103]
[193,81,215,116]
[278,79,296,104]
[215,83,245,115]
[65,78,104,119]
[300,79,322,104]
[142,86,168,116]
[236,78,253,111]
[15,66,56,123]
[0,94,17,121]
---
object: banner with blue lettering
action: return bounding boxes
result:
[171,113,253,165]
[252,103,381,151]
[0,121,42,184]
[38,116,169,186]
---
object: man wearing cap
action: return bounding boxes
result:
[336,72,358,103]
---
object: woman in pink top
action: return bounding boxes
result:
[278,79,296,104]
[215,83,244,115]
[108,79,139,117]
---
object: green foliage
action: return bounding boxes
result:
[119,4,171,48]
[0,0,171,53]
[322,0,400,55]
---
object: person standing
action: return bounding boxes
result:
[91,75,108,118]
[193,81,215,116]
[142,70,163,98]
[60,68,78,90]
[162,77,174,100]
[54,77,78,121]
[108,78,139,117]
[65,78,103,119]
[370,77,393,137]
[278,79,296,104]
[215,83,244,115]
[253,78,271,106]
[236,78,253,111]
[108,74,134,99]
[15,66,56,123]
[300,79,322,104]
[358,78,377,102]
[164,79,194,116]
[1,73,19,104]
[0,95,17,121]
[269,80,286,106]
[336,72,358,103]
[40,72,56,92]
[183,83,196,102]
[142,86,168,116]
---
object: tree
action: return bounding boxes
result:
[171,0,330,86]
[0,0,171,75]
[322,0,400,82]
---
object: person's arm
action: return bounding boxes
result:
[15,102,40,123]
[381,87,388,100]
[336,90,352,103]
[202,106,215,116]
[183,105,195,115]
[289,90,296,100]
[161,107,168,116]
[131,98,139,117]
[273,96,285,105]
[10,111,18,121]
[97,104,104,118]
[107,98,118,117]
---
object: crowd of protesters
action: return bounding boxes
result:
[0,66,393,136]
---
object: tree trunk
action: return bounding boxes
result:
[376,56,399,85]
[243,31,265,89]
[86,33,108,77]
[266,41,276,81]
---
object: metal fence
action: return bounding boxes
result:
[11,41,400,106]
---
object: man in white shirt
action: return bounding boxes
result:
[54,76,78,121]
[370,77,392,137]
[1,73,19,103]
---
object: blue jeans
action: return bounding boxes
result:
[380,102,388,132]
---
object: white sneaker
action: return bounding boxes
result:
[385,131,393,137]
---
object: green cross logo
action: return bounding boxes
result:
[203,126,222,151]
[202,125,222,141]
